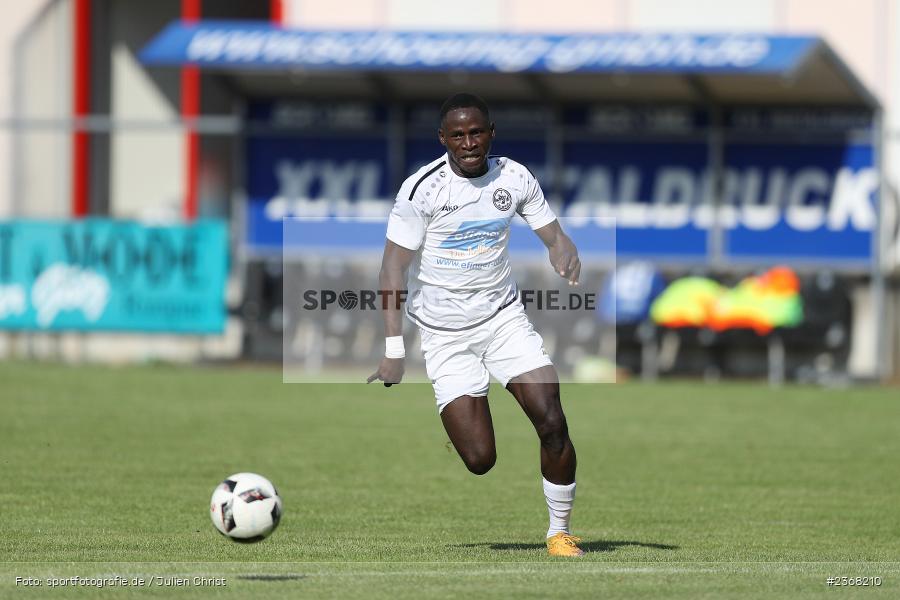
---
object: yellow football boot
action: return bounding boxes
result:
[546,533,584,557]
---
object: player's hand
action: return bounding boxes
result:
[367,357,405,387]
[549,239,581,286]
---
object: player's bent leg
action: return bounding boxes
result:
[506,365,576,484]
[440,395,497,475]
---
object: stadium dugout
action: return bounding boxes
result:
[139,22,889,379]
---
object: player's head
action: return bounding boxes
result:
[438,93,495,178]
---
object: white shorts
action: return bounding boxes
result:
[418,301,554,413]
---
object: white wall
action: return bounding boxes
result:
[2,0,71,218]
[0,2,56,218]
[629,0,778,31]
[109,0,183,220]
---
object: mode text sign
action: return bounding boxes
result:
[0,220,228,333]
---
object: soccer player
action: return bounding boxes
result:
[367,93,583,557]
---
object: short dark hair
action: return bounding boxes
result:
[439,93,491,124]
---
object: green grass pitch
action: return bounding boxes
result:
[1,361,899,598]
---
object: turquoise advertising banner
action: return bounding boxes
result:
[0,219,228,333]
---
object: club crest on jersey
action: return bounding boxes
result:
[492,188,512,211]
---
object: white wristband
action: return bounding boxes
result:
[385,336,405,359]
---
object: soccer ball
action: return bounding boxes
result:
[209,473,283,542]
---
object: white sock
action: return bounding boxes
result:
[543,478,576,538]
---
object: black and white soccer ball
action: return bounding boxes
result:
[209,473,283,542]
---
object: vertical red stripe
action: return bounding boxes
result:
[182,0,201,21]
[72,0,91,218]
[181,0,201,221]
[271,0,284,24]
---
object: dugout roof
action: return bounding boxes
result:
[140,21,878,108]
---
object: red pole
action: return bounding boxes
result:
[271,0,284,24]
[181,0,201,221]
[72,0,91,218]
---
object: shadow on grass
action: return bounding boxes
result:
[451,540,679,553]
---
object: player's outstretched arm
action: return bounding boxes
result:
[367,240,416,387]
[534,220,580,286]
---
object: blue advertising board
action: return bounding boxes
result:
[245,100,390,252]
[0,220,228,333]
[562,139,710,260]
[721,141,875,263]
[560,139,876,264]
[246,134,390,252]
[245,101,876,267]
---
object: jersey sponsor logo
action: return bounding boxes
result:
[438,219,507,250]
[437,219,508,263]
[440,204,459,213]
[492,188,512,211]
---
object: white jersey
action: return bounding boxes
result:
[386,154,556,332]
